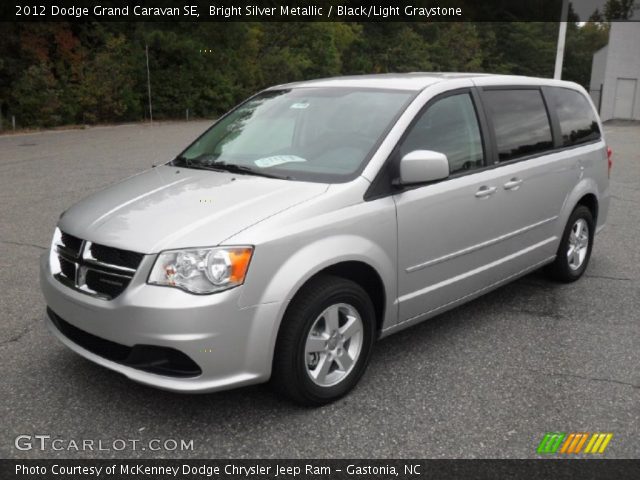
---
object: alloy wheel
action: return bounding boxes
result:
[304,303,364,387]
[567,218,589,270]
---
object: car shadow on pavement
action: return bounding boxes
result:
[56,269,560,416]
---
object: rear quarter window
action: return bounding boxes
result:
[546,87,601,147]
[482,89,553,162]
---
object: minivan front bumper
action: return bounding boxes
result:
[40,252,281,393]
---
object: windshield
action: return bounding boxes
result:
[173,87,414,182]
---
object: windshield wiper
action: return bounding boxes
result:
[172,154,217,167]
[211,162,292,180]
[172,156,291,179]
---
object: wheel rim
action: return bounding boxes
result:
[567,218,589,271]
[304,303,364,387]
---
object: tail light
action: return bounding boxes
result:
[607,146,613,178]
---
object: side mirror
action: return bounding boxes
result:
[398,150,449,185]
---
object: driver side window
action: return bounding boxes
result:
[399,93,485,175]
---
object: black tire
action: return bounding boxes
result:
[271,274,376,406]
[546,205,594,282]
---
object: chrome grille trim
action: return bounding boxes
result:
[81,241,137,274]
[51,233,142,300]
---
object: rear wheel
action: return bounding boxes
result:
[271,275,376,406]
[546,205,594,282]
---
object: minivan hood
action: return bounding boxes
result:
[59,166,328,253]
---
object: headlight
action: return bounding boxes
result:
[148,246,253,294]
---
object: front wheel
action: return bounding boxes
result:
[546,205,594,282]
[271,275,376,406]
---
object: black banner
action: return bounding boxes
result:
[3,459,640,480]
[2,0,570,23]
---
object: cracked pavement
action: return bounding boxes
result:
[0,121,638,459]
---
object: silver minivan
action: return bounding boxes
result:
[41,73,611,405]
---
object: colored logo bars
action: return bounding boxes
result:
[537,432,613,454]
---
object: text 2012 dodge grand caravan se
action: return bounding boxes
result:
[41,73,611,405]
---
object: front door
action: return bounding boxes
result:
[394,90,503,322]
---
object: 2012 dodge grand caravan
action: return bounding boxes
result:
[41,73,611,405]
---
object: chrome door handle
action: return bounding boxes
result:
[475,186,497,198]
[503,178,523,190]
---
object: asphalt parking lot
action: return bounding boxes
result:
[0,120,638,459]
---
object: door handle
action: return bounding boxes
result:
[475,186,497,198]
[503,178,523,191]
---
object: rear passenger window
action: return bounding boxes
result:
[547,87,601,146]
[399,93,484,175]
[483,89,553,162]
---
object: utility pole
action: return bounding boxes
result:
[554,0,570,79]
[145,43,153,123]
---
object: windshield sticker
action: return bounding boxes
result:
[254,155,307,168]
[290,102,310,109]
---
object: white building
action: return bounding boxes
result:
[590,22,640,121]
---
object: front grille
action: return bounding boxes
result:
[85,269,132,299]
[48,308,202,377]
[51,231,143,300]
[60,232,82,255]
[89,243,143,270]
[59,256,76,281]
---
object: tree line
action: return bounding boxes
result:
[0,17,616,128]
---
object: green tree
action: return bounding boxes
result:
[479,23,556,77]
[588,8,605,22]
[254,23,358,84]
[604,0,637,20]
[80,34,142,123]
[424,23,485,72]
[344,23,432,73]
[0,19,614,129]
[12,62,61,126]
[563,22,610,88]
